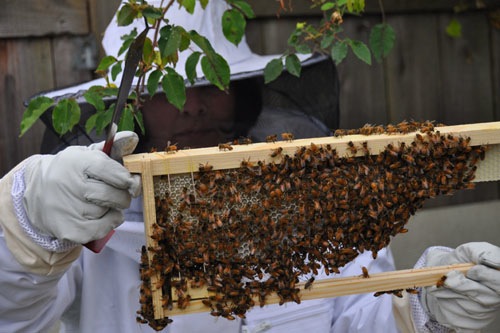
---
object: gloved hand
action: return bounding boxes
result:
[22,131,141,244]
[421,242,500,332]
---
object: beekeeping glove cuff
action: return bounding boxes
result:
[419,242,500,332]
[21,131,141,247]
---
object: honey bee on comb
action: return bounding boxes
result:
[266,134,278,143]
[281,132,294,141]
[218,142,233,151]
[136,121,488,328]
[165,141,178,153]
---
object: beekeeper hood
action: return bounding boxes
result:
[39,0,339,152]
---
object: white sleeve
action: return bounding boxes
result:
[0,234,82,331]
[330,248,400,333]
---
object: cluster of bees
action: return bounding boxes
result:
[136,121,486,330]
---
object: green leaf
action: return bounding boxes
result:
[87,85,117,97]
[287,29,302,47]
[331,41,348,64]
[142,37,154,65]
[222,9,246,46]
[52,99,81,135]
[96,55,117,72]
[321,2,335,11]
[117,4,137,26]
[185,51,201,85]
[199,0,209,9]
[295,44,312,54]
[264,58,283,84]
[100,86,119,97]
[200,53,230,90]
[162,68,186,111]
[178,27,190,51]
[142,6,163,20]
[111,61,122,81]
[320,32,335,49]
[19,96,54,137]
[285,54,301,77]
[85,112,98,134]
[349,39,371,65]
[134,109,145,135]
[190,31,215,54]
[346,0,365,13]
[159,25,181,58]
[369,23,396,62]
[118,28,138,56]
[118,104,135,131]
[83,90,105,111]
[147,69,163,96]
[94,106,114,135]
[233,0,255,19]
[446,18,462,38]
[181,0,196,14]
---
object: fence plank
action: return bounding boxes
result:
[385,14,442,123]
[52,36,94,88]
[437,12,495,124]
[0,39,55,177]
[337,17,388,129]
[88,0,121,59]
[0,0,89,37]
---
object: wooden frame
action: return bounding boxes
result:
[123,121,500,319]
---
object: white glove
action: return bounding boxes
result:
[421,242,500,332]
[22,131,141,244]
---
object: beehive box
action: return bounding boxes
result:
[123,121,500,330]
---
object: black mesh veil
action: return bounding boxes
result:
[262,55,339,131]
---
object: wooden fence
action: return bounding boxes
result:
[1,0,499,206]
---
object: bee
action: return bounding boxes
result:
[304,276,315,290]
[405,288,419,294]
[401,154,415,165]
[361,141,370,156]
[385,124,399,134]
[165,141,178,153]
[218,143,233,151]
[392,289,404,298]
[361,266,370,278]
[436,275,447,288]
[270,147,283,158]
[281,132,294,141]
[334,129,346,137]
[234,136,252,145]
[241,158,254,169]
[199,162,213,172]
[346,141,357,155]
[266,134,278,143]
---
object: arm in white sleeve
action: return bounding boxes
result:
[0,234,82,331]
[0,161,83,331]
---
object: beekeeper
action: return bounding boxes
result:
[1,1,499,332]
